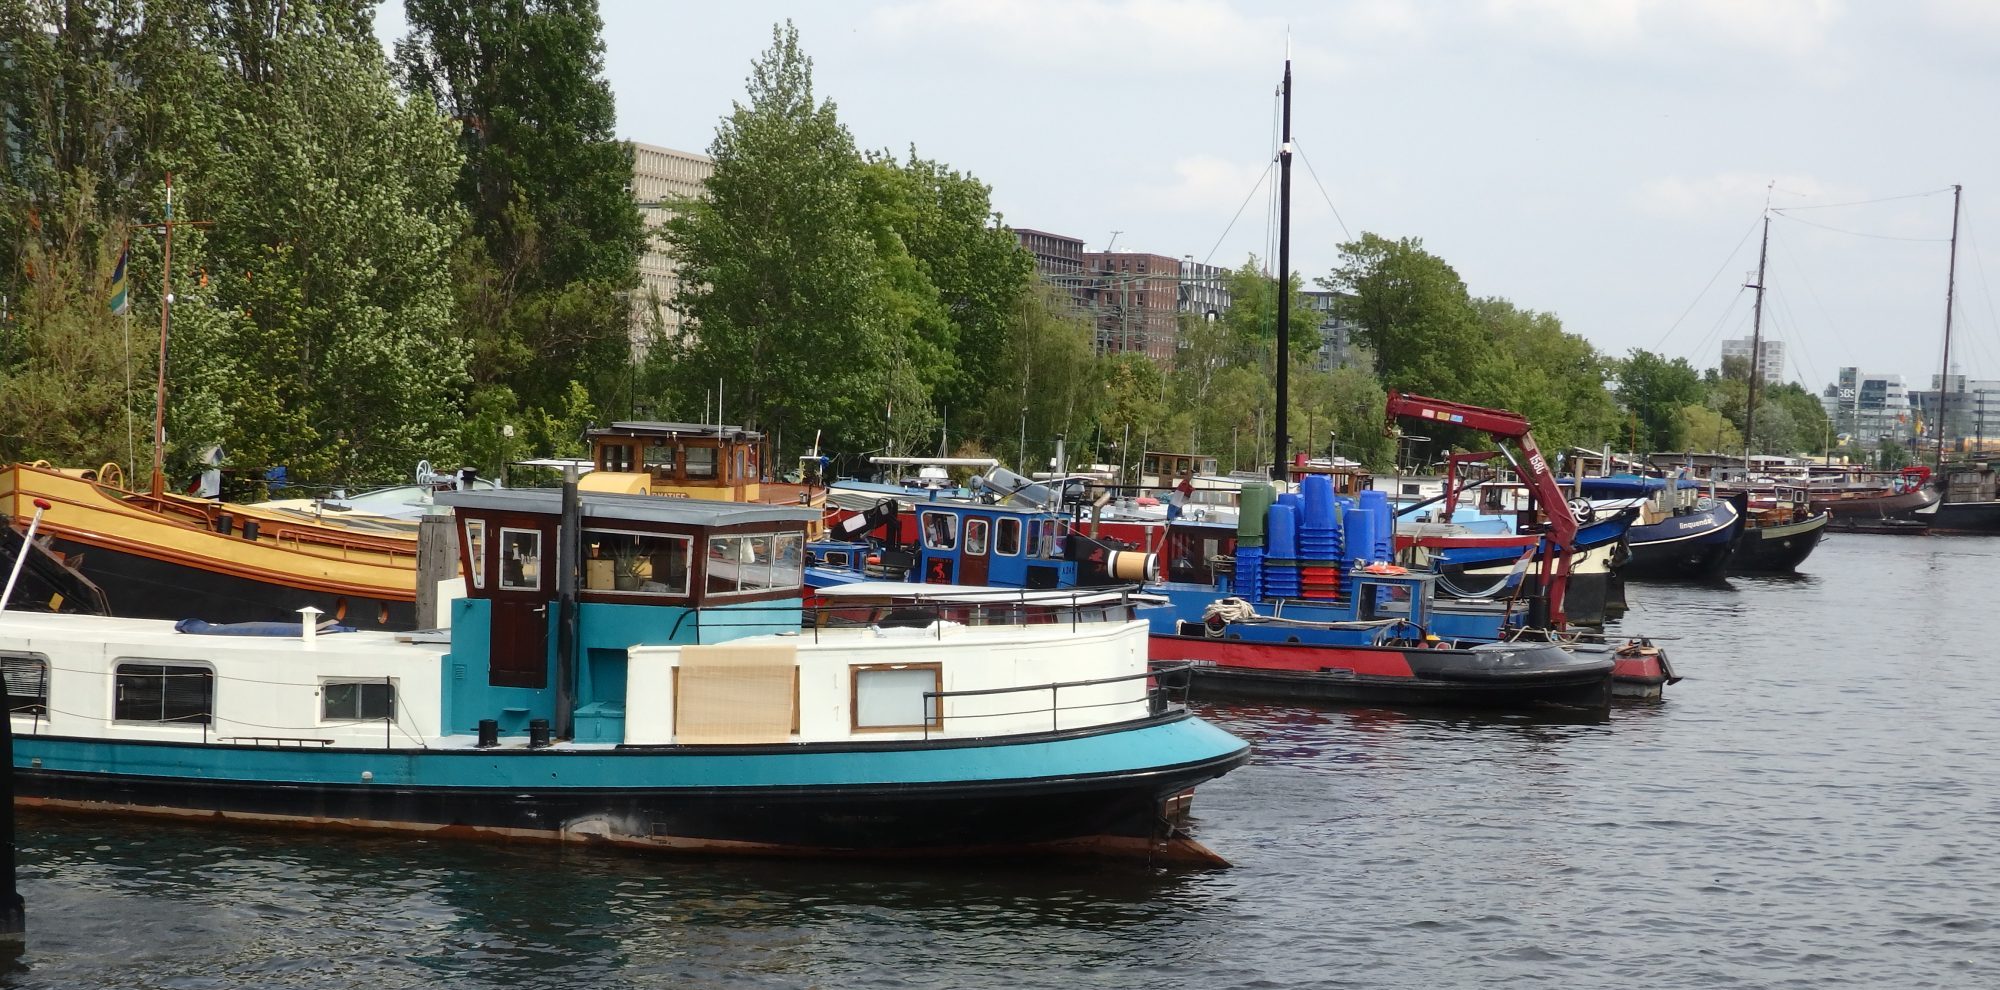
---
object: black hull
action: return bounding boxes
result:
[1728,513,1829,574]
[41,536,416,629]
[1923,499,2000,535]
[15,740,1246,864]
[1621,495,1745,580]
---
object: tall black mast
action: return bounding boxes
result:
[1270,53,1293,482]
[1745,213,1769,464]
[1935,183,1962,472]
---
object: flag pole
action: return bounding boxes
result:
[150,174,174,498]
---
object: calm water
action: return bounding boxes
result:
[6,534,2000,988]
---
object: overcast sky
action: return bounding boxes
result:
[375,0,2000,391]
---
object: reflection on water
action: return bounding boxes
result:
[8,533,2000,988]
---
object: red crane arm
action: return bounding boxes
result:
[1385,390,1580,627]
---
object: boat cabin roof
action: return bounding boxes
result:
[437,489,817,527]
[590,421,766,442]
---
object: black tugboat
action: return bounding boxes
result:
[1729,485,1830,574]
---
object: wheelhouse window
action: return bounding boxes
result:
[707,532,804,594]
[599,442,635,473]
[922,511,958,551]
[964,518,990,556]
[996,517,1022,556]
[323,680,396,721]
[2,652,48,716]
[114,662,213,725]
[498,528,543,591]
[585,529,692,596]
[643,444,675,476]
[851,663,942,731]
[685,446,717,479]
[463,518,487,590]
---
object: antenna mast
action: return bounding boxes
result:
[1745,212,1769,466]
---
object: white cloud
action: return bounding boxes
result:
[866,0,1327,74]
[1117,155,1273,216]
[1472,0,1844,60]
[1633,172,1859,219]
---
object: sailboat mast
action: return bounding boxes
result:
[150,174,175,498]
[1745,213,1769,465]
[1270,53,1293,482]
[1935,183,1962,472]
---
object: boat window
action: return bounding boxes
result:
[599,443,635,473]
[823,550,848,567]
[113,662,212,726]
[498,528,543,591]
[1040,523,1060,559]
[995,517,1021,556]
[583,529,692,596]
[686,445,717,479]
[964,518,989,556]
[462,519,487,590]
[707,532,803,594]
[851,663,942,731]
[922,511,957,551]
[643,444,675,475]
[322,680,396,721]
[1,652,48,716]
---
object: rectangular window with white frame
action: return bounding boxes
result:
[498,527,543,591]
[2,652,48,716]
[706,532,804,595]
[114,662,213,726]
[583,528,692,596]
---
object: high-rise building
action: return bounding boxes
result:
[1721,337,1786,384]
[629,142,715,355]
[1821,367,1912,447]
[1302,290,1359,370]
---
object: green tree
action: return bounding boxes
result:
[1476,298,1618,455]
[1677,403,1742,453]
[1321,232,1490,398]
[659,22,892,453]
[978,284,1099,473]
[397,0,645,420]
[1615,349,1704,452]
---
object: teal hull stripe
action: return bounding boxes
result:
[14,718,1246,790]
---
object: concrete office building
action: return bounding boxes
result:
[630,142,715,355]
[1721,337,1787,384]
[1821,367,1913,447]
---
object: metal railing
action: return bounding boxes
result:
[918,661,1195,738]
[666,585,1159,644]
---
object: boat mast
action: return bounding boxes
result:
[1935,183,1962,472]
[1745,212,1770,468]
[1270,48,1293,483]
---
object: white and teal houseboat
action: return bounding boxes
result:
[1,489,1248,864]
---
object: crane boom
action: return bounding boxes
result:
[1384,391,1581,627]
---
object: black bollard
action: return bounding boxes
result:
[527,719,551,749]
[476,719,499,749]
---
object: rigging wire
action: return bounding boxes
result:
[1290,140,1353,241]
[1654,215,1764,351]
[1200,163,1274,267]
[1957,207,2000,383]
[1764,224,1858,386]
[1771,211,1949,243]
[1766,187,1957,212]
[1685,288,1751,368]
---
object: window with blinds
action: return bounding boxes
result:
[114,662,213,726]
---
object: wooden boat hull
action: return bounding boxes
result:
[1728,511,1830,574]
[1,463,418,628]
[1149,634,1614,711]
[13,713,1248,865]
